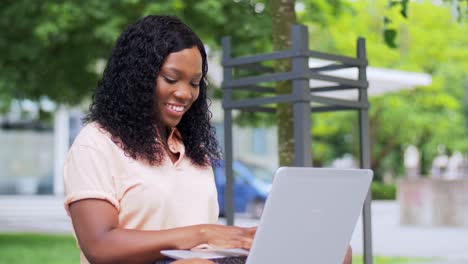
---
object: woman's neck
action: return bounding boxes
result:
[156,124,173,143]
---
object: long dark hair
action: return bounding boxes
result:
[84,15,221,166]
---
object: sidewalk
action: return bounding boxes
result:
[0,195,72,233]
[1,196,467,262]
[349,201,468,263]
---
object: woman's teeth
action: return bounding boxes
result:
[166,104,184,112]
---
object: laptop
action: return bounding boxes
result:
[161,167,373,264]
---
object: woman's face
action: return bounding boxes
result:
[155,46,202,128]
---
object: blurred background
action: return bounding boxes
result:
[0,0,467,263]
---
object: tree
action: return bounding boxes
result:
[271,0,297,166]
[269,0,349,166]
[303,0,468,179]
[0,0,273,111]
[1,1,127,105]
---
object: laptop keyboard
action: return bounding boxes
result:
[212,256,247,264]
[154,257,246,264]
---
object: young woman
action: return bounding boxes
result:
[64,15,254,264]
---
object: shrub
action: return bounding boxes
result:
[371,182,396,200]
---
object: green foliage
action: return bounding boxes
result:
[0,233,80,264]
[383,0,409,48]
[311,111,357,166]
[0,1,138,105]
[298,0,354,26]
[383,0,468,48]
[371,182,396,200]
[383,28,398,48]
[0,0,273,107]
[302,0,468,180]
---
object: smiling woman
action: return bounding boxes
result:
[63,15,255,264]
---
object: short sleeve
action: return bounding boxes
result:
[63,145,120,215]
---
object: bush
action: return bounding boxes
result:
[371,182,396,200]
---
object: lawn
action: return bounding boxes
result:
[0,233,80,264]
[0,233,431,264]
[352,256,430,264]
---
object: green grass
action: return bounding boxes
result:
[0,233,434,264]
[0,233,80,264]
[353,255,432,264]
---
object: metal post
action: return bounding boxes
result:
[222,36,235,226]
[291,25,312,167]
[357,37,373,264]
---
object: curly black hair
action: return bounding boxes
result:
[84,15,221,167]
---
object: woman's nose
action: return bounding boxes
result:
[173,84,193,101]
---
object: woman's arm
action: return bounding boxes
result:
[70,199,255,264]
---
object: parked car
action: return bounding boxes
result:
[213,160,272,218]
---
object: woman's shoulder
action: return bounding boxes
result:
[72,121,113,149]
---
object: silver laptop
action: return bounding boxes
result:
[245,167,372,264]
[161,167,372,263]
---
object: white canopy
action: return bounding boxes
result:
[308,59,432,99]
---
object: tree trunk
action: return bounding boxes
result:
[271,0,297,166]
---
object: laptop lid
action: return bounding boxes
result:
[246,167,373,264]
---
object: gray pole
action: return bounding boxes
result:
[222,36,235,226]
[357,37,373,264]
[291,25,312,167]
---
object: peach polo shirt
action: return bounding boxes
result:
[63,122,219,264]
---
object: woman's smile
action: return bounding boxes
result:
[164,103,185,113]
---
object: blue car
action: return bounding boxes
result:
[213,160,272,218]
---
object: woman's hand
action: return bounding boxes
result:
[199,225,257,250]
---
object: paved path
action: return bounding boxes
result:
[348,201,468,263]
[0,195,72,233]
[1,196,467,263]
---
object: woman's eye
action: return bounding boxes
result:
[190,82,200,88]
[163,76,177,84]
